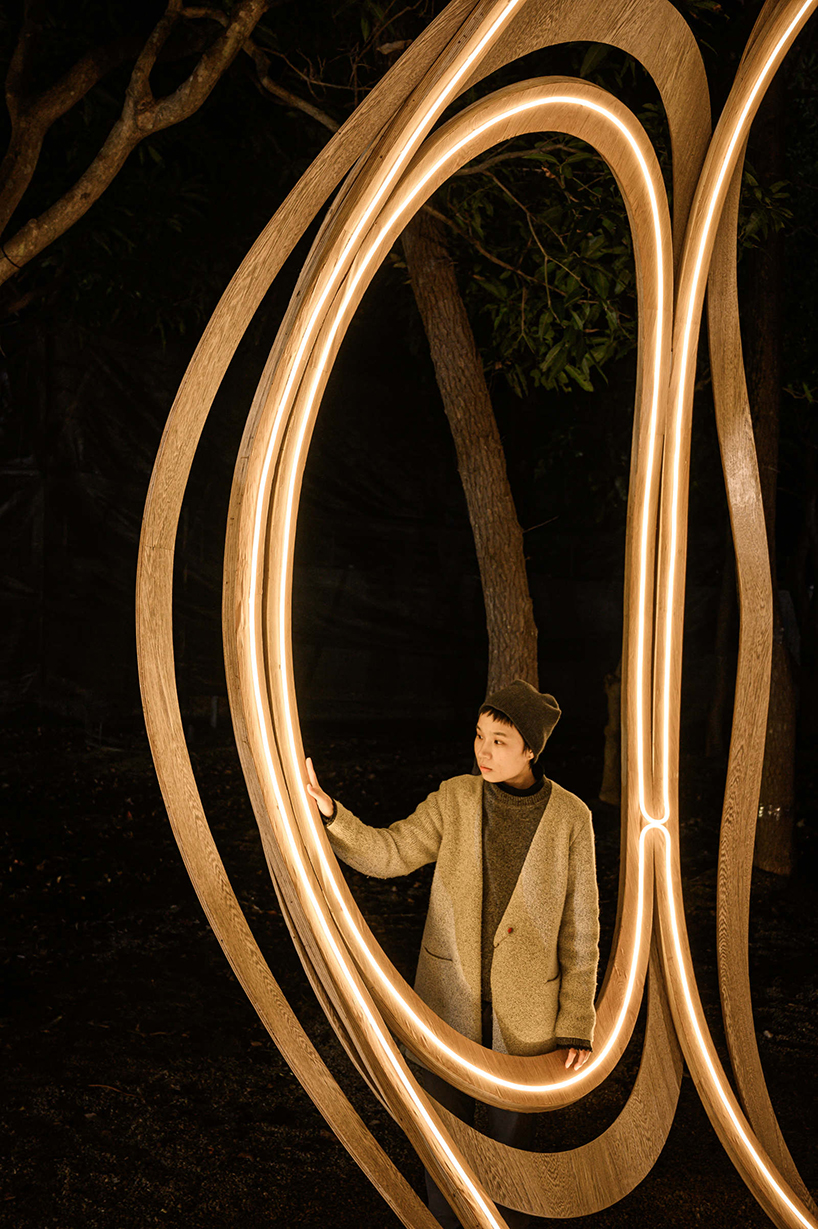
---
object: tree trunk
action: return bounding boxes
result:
[401,207,538,692]
[795,455,818,741]
[599,658,621,805]
[743,72,795,874]
[705,527,737,759]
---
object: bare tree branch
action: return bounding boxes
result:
[453,140,574,177]
[249,51,341,131]
[152,0,269,130]
[5,0,44,123]
[422,203,543,286]
[182,4,341,132]
[253,72,339,133]
[0,32,145,234]
[0,0,272,287]
[39,36,147,128]
[126,0,184,114]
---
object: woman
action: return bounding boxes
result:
[306,679,599,1229]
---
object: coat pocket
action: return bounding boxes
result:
[415,943,479,1042]
[491,936,561,1054]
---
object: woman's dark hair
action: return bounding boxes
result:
[478,705,534,756]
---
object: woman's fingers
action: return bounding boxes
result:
[564,1048,590,1070]
[305,758,333,817]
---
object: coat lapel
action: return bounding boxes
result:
[496,780,561,948]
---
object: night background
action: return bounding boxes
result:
[1,1,817,1226]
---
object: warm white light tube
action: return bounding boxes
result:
[248,80,669,1099]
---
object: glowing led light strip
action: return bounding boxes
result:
[655,0,818,827]
[246,82,669,1099]
[137,0,818,1218]
[279,100,660,1088]
[283,90,665,832]
[646,4,818,1224]
[244,381,507,1229]
[283,97,663,1084]
[253,25,818,1206]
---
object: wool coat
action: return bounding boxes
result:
[327,773,599,1056]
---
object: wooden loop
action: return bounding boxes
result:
[232,76,670,1115]
[651,1,818,1224]
[708,160,817,1215]
[440,939,682,1218]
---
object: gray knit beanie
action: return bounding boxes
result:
[480,679,561,761]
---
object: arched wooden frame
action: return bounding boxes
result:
[136,0,818,1226]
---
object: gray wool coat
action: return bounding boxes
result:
[327,773,599,1056]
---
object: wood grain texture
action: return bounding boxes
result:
[652,3,818,1224]
[463,0,710,272]
[221,13,677,1213]
[220,0,710,1119]
[706,21,809,1203]
[708,158,816,1215]
[438,938,682,1218]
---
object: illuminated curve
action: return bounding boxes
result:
[647,1,818,1226]
[233,9,540,1228]
[137,5,525,1228]
[233,77,671,1112]
[438,941,682,1218]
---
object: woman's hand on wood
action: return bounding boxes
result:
[564,1048,590,1070]
[305,757,334,819]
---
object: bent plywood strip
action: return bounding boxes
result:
[708,161,816,1213]
[439,940,682,1218]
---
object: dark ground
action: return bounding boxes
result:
[2,720,816,1229]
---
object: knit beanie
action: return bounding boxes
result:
[480,679,561,761]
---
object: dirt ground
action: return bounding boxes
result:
[2,720,816,1228]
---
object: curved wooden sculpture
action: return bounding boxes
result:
[136,1,818,1226]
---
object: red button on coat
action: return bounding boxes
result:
[507,926,514,933]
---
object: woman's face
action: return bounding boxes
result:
[474,714,535,788]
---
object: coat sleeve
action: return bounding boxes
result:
[554,806,600,1045]
[326,783,447,879]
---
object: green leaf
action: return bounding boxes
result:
[565,363,595,392]
[579,43,611,77]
